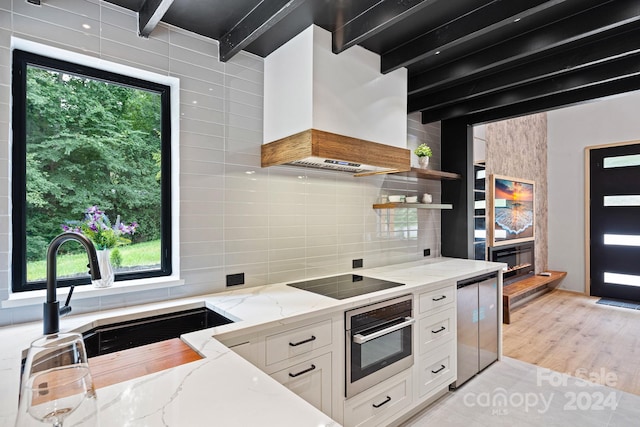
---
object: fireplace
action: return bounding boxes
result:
[489,242,535,284]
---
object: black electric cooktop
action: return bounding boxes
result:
[287,274,405,300]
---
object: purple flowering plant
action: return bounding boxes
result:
[62,206,138,250]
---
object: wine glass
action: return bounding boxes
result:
[16,333,98,427]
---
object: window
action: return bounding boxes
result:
[11,48,175,292]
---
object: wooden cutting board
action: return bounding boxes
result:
[88,338,202,390]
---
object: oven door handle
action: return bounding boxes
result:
[352,317,415,344]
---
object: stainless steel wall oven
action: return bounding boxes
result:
[345,294,414,398]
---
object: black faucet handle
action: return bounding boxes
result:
[59,285,75,317]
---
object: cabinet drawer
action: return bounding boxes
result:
[270,352,332,416]
[265,319,332,366]
[344,372,412,427]
[419,285,455,314]
[417,339,455,398]
[418,307,455,354]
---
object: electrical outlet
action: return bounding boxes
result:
[226,273,244,287]
[352,259,363,269]
[424,249,431,257]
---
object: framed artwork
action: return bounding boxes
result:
[488,174,535,247]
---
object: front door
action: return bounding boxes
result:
[589,142,640,301]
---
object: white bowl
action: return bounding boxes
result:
[388,195,404,203]
[405,196,418,203]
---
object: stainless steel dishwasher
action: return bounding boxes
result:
[451,272,499,389]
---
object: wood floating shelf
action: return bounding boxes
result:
[393,168,461,180]
[373,202,453,210]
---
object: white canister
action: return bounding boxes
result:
[422,193,433,204]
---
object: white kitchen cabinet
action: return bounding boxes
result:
[220,334,259,366]
[264,318,332,366]
[343,370,412,427]
[418,307,455,354]
[271,352,332,415]
[418,283,455,313]
[220,315,340,419]
[417,339,456,398]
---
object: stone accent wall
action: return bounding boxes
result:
[485,113,548,272]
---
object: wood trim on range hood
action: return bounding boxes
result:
[261,129,411,176]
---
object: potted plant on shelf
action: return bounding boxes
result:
[62,206,138,288]
[414,143,433,169]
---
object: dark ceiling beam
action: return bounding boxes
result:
[332,0,434,54]
[420,52,640,123]
[381,0,565,73]
[408,26,640,113]
[408,1,640,94]
[138,0,174,38]
[463,73,640,126]
[219,0,308,62]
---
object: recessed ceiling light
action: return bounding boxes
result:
[514,17,521,22]
[435,51,441,55]
[82,23,91,30]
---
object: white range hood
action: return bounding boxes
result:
[261,25,410,175]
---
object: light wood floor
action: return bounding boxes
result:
[503,289,640,396]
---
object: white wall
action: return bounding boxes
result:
[548,90,640,293]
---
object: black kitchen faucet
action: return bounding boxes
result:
[43,232,101,335]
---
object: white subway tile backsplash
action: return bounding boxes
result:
[180,118,225,138]
[269,258,306,283]
[226,50,263,72]
[0,10,10,30]
[224,238,269,253]
[269,246,307,261]
[224,251,268,266]
[225,226,269,240]
[224,73,263,95]
[180,227,224,243]
[225,87,262,108]
[14,0,100,31]
[101,22,168,55]
[101,38,170,71]
[169,43,223,73]
[181,103,225,125]
[269,235,307,251]
[170,58,224,84]
[180,133,225,151]
[12,15,101,54]
[100,2,137,29]
[181,241,224,257]
[224,61,263,83]
[269,225,306,240]
[178,76,224,98]
[307,234,338,247]
[169,28,219,58]
[226,125,261,144]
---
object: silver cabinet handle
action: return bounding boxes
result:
[353,317,415,344]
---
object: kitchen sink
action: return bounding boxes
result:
[81,307,234,358]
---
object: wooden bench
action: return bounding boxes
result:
[503,270,567,324]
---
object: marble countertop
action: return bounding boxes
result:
[0,257,503,426]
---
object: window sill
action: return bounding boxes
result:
[1,277,185,309]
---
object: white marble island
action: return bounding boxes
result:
[0,258,504,427]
